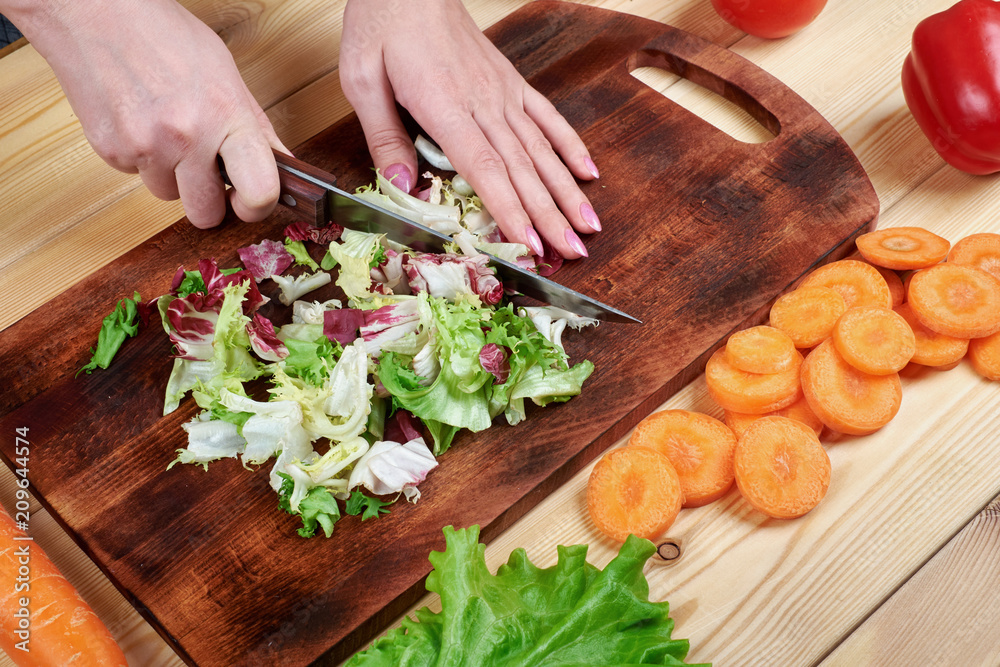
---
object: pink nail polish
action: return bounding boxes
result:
[580,202,602,232]
[584,156,600,179]
[525,228,545,256]
[383,162,413,193]
[565,229,588,257]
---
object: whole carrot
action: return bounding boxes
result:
[0,505,126,666]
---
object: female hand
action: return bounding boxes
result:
[9,0,287,228]
[340,0,602,259]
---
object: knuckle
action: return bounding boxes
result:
[365,125,413,157]
[522,132,553,158]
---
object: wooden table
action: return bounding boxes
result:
[2,1,1000,664]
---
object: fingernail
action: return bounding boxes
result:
[525,228,545,256]
[383,162,413,193]
[580,202,602,232]
[584,156,600,179]
[565,229,588,257]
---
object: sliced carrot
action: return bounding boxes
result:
[799,259,893,310]
[705,346,803,415]
[800,338,903,436]
[969,330,1000,381]
[0,506,127,666]
[734,416,831,519]
[832,306,916,375]
[907,263,1000,338]
[725,325,797,374]
[587,445,683,542]
[855,226,951,270]
[947,232,1000,282]
[875,265,906,307]
[894,302,969,367]
[628,410,737,507]
[769,286,847,348]
[724,394,824,439]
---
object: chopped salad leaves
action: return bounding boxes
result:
[145,168,598,538]
[345,526,709,666]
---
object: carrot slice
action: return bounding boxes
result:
[0,506,127,666]
[875,265,906,307]
[969,330,1000,381]
[628,409,737,507]
[724,394,824,439]
[725,325,797,374]
[769,286,847,348]
[907,263,1000,338]
[705,347,803,415]
[734,416,831,519]
[832,306,916,375]
[799,259,893,310]
[587,446,683,542]
[800,338,903,435]
[894,302,969,367]
[947,232,1000,282]
[856,226,951,270]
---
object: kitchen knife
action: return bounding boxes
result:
[260,150,640,323]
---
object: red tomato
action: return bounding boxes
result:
[710,0,828,39]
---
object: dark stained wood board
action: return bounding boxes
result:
[0,2,878,665]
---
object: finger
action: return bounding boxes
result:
[474,111,587,259]
[431,115,544,257]
[175,153,228,229]
[218,127,280,223]
[341,65,418,193]
[138,162,182,202]
[523,86,599,181]
[506,105,602,236]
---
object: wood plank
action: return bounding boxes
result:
[821,496,1000,666]
[0,4,878,664]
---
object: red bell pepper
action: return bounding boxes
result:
[902,0,1000,175]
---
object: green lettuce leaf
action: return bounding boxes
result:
[284,239,321,271]
[282,335,342,386]
[378,351,490,455]
[344,490,393,521]
[346,526,708,666]
[277,472,342,538]
[77,291,142,376]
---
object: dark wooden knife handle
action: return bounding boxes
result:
[218,149,336,226]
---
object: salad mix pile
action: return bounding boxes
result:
[85,157,598,538]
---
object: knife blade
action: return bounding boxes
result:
[261,150,640,323]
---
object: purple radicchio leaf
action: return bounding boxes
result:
[237,238,294,283]
[403,252,503,305]
[323,308,367,345]
[479,343,510,385]
[360,299,422,356]
[284,220,345,244]
[166,293,219,360]
[247,313,289,361]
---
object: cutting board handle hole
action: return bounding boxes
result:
[629,53,777,145]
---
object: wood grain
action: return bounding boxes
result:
[6,1,1000,666]
[0,3,876,665]
[822,496,1000,667]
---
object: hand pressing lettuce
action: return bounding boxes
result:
[347,526,710,667]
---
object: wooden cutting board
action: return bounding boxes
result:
[0,2,878,664]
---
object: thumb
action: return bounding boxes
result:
[342,68,417,193]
